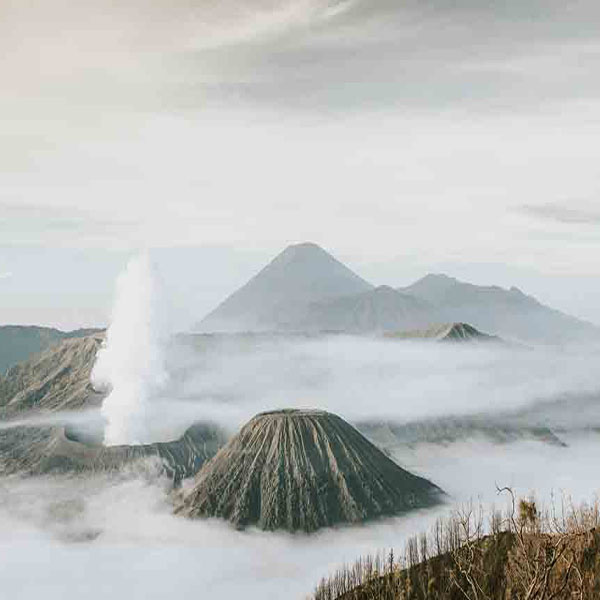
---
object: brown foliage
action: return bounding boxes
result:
[313,490,600,600]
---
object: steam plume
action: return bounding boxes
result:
[92,253,168,446]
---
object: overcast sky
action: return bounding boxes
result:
[1,0,599,328]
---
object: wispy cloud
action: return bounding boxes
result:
[0,271,12,280]
[520,202,600,225]
[0,201,135,247]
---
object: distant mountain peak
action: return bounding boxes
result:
[410,273,525,296]
[401,274,597,345]
[282,241,325,254]
[422,273,456,282]
[413,273,460,289]
[198,243,373,332]
[270,242,348,269]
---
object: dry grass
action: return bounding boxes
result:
[313,489,600,600]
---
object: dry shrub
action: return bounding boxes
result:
[313,489,600,600]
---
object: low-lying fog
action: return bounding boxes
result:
[147,334,600,440]
[2,335,600,599]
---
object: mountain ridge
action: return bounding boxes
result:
[0,333,106,418]
[197,243,597,343]
[299,285,436,332]
[401,273,598,344]
[0,325,104,375]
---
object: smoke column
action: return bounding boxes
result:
[92,253,169,446]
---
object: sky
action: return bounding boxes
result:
[1,0,600,328]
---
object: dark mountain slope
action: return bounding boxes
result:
[176,409,443,532]
[0,421,225,482]
[0,325,102,375]
[0,334,105,417]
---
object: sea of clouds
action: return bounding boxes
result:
[1,433,600,599]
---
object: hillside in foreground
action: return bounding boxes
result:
[314,494,600,599]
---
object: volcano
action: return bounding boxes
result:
[175,409,443,532]
[0,421,226,482]
[198,242,373,332]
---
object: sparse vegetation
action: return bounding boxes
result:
[313,489,600,600]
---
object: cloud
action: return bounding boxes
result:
[2,333,600,598]
[2,0,600,117]
[0,271,12,279]
[1,0,600,301]
[520,202,600,225]
[0,201,135,247]
[1,430,600,598]
[133,336,600,441]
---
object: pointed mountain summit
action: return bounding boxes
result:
[198,242,373,332]
[401,274,598,345]
[175,409,443,532]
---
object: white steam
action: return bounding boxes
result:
[92,253,169,446]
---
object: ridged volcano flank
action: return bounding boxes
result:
[0,334,105,418]
[176,409,443,532]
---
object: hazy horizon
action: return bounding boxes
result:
[2,0,600,328]
[2,243,600,331]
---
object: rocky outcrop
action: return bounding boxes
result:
[176,409,443,532]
